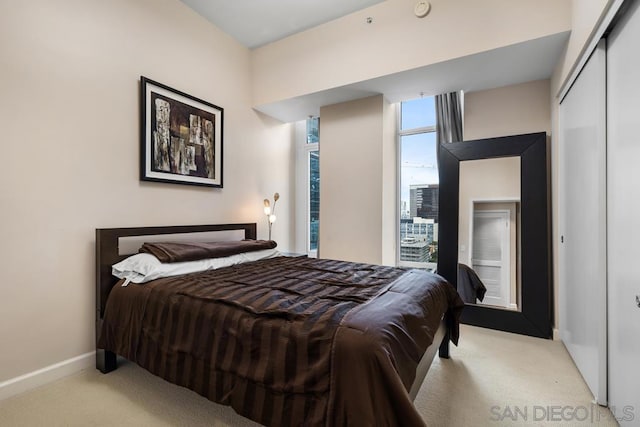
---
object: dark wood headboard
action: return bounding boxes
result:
[95,223,256,373]
[95,223,256,323]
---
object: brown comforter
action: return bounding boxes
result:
[98,256,463,427]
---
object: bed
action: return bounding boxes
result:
[95,223,463,427]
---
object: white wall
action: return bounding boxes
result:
[0,0,294,383]
[251,0,570,107]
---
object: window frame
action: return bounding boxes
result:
[397,100,438,270]
[295,118,319,257]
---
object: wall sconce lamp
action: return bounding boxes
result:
[263,192,279,240]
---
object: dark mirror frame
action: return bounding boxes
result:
[438,132,552,338]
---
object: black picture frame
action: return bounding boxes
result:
[438,132,552,338]
[140,76,223,188]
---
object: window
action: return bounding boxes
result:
[307,116,320,144]
[307,118,320,252]
[295,117,320,256]
[398,97,438,269]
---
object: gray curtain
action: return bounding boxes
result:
[435,91,463,144]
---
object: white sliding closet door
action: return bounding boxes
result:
[558,40,607,405]
[607,0,640,422]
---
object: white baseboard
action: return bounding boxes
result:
[0,352,94,401]
[553,328,561,341]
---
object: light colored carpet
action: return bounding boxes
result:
[0,325,618,426]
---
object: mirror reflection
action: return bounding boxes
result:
[457,157,521,311]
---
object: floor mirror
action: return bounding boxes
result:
[437,132,552,338]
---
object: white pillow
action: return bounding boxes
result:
[113,248,281,284]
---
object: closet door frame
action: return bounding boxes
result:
[558,39,607,406]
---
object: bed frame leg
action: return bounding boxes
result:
[438,329,450,359]
[96,349,117,373]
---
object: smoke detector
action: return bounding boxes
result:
[414,1,431,18]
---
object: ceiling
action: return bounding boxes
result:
[179,0,386,48]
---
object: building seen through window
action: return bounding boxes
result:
[309,150,319,251]
[307,118,320,252]
[307,117,319,143]
[399,98,438,268]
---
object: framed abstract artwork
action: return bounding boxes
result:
[140,76,223,188]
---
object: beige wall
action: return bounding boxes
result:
[464,79,552,140]
[319,95,395,265]
[0,0,294,383]
[251,0,571,107]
